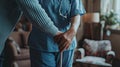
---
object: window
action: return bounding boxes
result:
[101,0,120,15]
[100,0,113,14]
[101,0,120,30]
[113,0,120,15]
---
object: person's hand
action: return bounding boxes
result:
[55,31,63,36]
[54,28,76,52]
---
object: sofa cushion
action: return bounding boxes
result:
[83,39,111,57]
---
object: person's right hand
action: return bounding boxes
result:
[54,28,75,52]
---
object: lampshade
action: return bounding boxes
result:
[82,12,100,23]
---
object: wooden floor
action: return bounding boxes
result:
[112,58,120,67]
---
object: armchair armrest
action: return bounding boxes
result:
[106,51,115,64]
[73,48,85,64]
[77,48,85,58]
[74,48,85,59]
[5,37,21,58]
[73,48,85,67]
[107,51,115,57]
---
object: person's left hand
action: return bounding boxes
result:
[54,28,76,52]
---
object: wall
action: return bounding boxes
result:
[83,0,100,12]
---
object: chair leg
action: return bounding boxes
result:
[82,63,89,67]
[12,62,19,67]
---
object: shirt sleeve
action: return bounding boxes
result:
[70,0,86,17]
[15,0,59,36]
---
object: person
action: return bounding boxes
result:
[28,0,86,67]
[0,0,62,66]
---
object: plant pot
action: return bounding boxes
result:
[106,23,119,29]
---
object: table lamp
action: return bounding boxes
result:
[82,12,100,23]
[82,12,100,39]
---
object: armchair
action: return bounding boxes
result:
[73,39,115,67]
[3,32,30,67]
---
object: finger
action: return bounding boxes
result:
[54,35,60,42]
[59,41,68,52]
[58,36,67,46]
[57,37,64,45]
[61,42,71,52]
[66,43,70,49]
[59,36,68,52]
[65,39,72,49]
[54,34,62,43]
[54,33,62,41]
[58,38,67,49]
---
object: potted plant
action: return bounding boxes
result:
[100,10,120,29]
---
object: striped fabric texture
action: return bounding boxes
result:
[16,0,59,36]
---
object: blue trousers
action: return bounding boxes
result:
[0,57,2,67]
[30,48,74,67]
[0,51,4,67]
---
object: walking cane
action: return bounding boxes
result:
[60,52,63,67]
